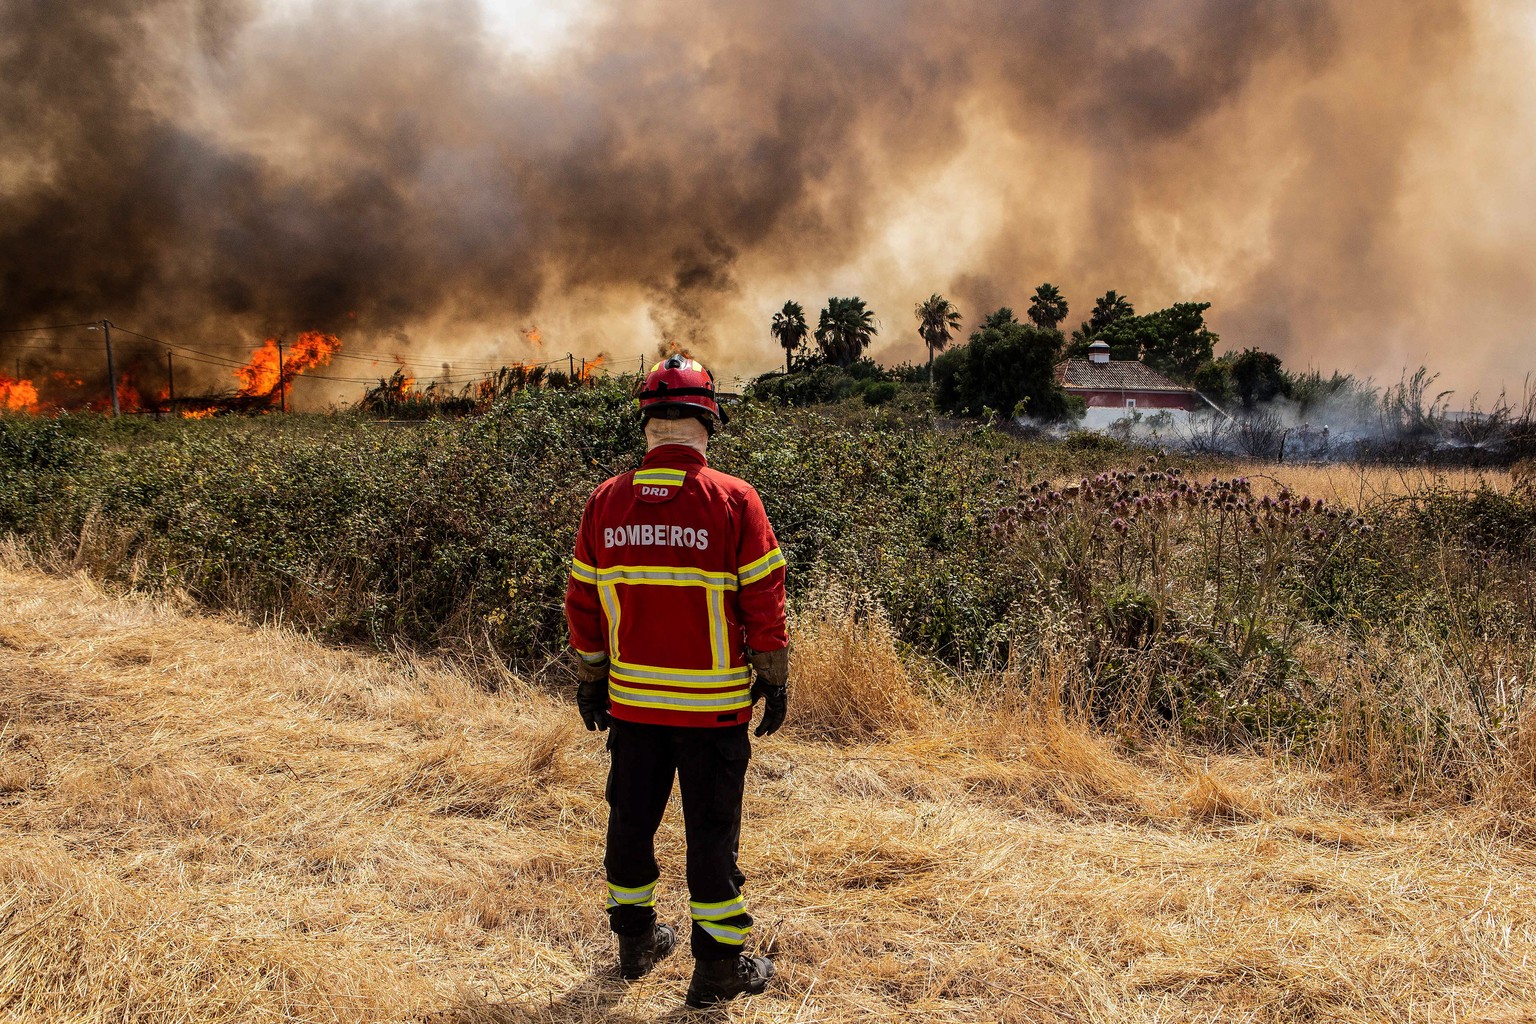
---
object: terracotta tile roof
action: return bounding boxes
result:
[1055,358,1193,393]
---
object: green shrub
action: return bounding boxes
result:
[2,384,1533,767]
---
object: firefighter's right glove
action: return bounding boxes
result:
[748,648,789,738]
[575,655,612,732]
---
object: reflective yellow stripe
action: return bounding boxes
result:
[598,584,621,655]
[610,660,750,686]
[697,921,749,944]
[738,547,787,585]
[708,588,728,670]
[634,469,687,485]
[605,666,749,687]
[575,648,608,664]
[690,897,747,921]
[581,564,738,590]
[571,557,601,584]
[609,682,752,712]
[607,879,658,908]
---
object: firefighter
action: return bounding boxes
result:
[564,355,788,1008]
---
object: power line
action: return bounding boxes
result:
[0,322,99,334]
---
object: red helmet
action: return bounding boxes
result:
[637,355,722,426]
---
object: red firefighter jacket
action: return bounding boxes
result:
[565,444,788,728]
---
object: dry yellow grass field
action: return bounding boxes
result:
[1240,463,1511,508]
[3,565,1536,1023]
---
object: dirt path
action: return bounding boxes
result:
[2,566,1534,1023]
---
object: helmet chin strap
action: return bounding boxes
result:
[644,416,710,455]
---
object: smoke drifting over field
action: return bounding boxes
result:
[1,0,1531,397]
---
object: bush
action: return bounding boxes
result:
[2,385,1533,782]
[932,310,1073,422]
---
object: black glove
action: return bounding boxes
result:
[747,647,789,738]
[751,682,787,737]
[577,679,611,731]
[574,653,612,731]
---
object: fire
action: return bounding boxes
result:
[0,374,40,413]
[522,324,543,347]
[578,354,606,381]
[234,331,342,404]
[394,360,415,393]
[181,408,216,420]
[116,367,144,414]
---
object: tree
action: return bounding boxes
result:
[932,307,1072,421]
[1192,358,1236,407]
[1096,301,1218,382]
[1026,283,1069,331]
[914,293,962,381]
[815,296,878,367]
[1230,348,1289,409]
[1069,290,1135,353]
[770,301,809,374]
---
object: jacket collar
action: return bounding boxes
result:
[642,444,708,471]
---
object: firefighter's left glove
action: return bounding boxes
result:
[575,654,612,732]
[748,648,789,738]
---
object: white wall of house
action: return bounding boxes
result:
[1081,405,1197,432]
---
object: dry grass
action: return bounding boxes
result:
[3,567,1536,1023]
[1244,462,1512,507]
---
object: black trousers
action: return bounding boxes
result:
[604,719,753,960]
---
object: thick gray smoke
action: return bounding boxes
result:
[1,0,1530,403]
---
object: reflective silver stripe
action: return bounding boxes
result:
[571,558,601,584]
[610,661,750,685]
[634,470,686,485]
[586,566,738,589]
[708,588,728,670]
[598,584,621,655]
[738,549,787,585]
[576,649,608,665]
[609,686,752,711]
[690,897,747,921]
[697,921,749,944]
[607,879,657,907]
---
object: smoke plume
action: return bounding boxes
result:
[1,0,1531,404]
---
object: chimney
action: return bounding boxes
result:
[1088,340,1111,364]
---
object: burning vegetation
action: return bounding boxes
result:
[0,330,343,418]
[0,375,39,413]
[232,331,341,408]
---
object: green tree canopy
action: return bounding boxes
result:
[815,296,879,367]
[1026,283,1069,331]
[932,307,1072,421]
[1068,290,1136,353]
[914,293,962,381]
[770,300,810,374]
[1192,359,1236,407]
[1096,301,1218,383]
[1230,348,1290,409]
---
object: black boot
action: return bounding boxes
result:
[684,954,774,1008]
[617,923,676,980]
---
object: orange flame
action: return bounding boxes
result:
[522,324,544,348]
[116,367,144,414]
[234,331,341,404]
[0,374,40,413]
[577,354,606,381]
[181,407,217,420]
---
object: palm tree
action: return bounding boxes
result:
[1072,290,1135,345]
[1027,283,1069,331]
[914,293,962,381]
[815,296,878,367]
[770,300,810,374]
